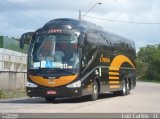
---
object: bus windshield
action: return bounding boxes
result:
[29,33,79,74]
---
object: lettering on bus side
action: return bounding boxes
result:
[100,54,110,63]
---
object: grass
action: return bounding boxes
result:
[0,89,27,99]
[0,90,5,98]
[0,36,28,53]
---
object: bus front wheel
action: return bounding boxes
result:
[90,80,99,101]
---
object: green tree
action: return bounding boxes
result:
[137,44,160,81]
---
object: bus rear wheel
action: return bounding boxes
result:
[90,80,99,101]
[45,97,55,102]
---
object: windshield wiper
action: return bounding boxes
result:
[56,69,76,75]
[29,68,50,75]
[29,68,76,75]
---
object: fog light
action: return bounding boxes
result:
[75,90,78,93]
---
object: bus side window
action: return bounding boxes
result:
[97,32,111,49]
[81,32,98,68]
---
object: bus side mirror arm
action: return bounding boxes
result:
[20,33,26,49]
[20,32,34,49]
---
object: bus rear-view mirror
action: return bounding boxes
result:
[20,32,34,49]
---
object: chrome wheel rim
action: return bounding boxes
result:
[123,81,126,94]
[93,82,98,96]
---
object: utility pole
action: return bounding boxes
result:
[79,10,81,20]
[79,2,102,20]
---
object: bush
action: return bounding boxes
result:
[137,45,160,81]
[0,90,4,98]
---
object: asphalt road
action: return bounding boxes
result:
[0,82,160,113]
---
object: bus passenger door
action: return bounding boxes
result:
[98,33,113,93]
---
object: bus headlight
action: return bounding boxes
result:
[67,80,81,88]
[26,81,38,88]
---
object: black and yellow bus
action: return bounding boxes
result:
[20,18,136,102]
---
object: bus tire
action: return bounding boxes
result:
[45,97,55,102]
[126,79,130,95]
[90,80,99,101]
[119,79,127,96]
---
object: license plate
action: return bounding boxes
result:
[47,90,56,94]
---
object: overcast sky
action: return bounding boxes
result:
[0,0,160,50]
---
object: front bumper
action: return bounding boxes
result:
[26,85,82,98]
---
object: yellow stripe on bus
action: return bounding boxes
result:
[109,85,120,89]
[109,67,119,71]
[109,76,119,80]
[109,81,120,85]
[109,72,119,76]
[109,55,136,71]
[29,75,77,87]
